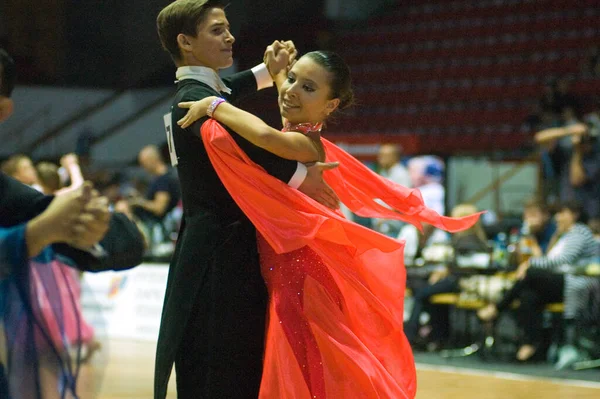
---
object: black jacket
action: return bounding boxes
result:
[154,70,300,399]
[0,172,144,272]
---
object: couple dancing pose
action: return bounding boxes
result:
[155,1,480,398]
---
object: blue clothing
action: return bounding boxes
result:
[1,225,81,399]
[536,221,557,254]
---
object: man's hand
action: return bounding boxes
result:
[264,40,297,78]
[40,183,93,244]
[297,162,340,210]
[70,194,111,248]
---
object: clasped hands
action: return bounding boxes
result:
[44,182,110,249]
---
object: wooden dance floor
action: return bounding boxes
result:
[86,340,599,399]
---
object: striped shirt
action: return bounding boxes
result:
[529,223,599,319]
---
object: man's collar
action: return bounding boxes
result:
[175,66,231,94]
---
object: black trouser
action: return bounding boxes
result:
[497,269,564,345]
[174,221,268,399]
[405,276,460,343]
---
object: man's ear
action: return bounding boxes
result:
[0,97,14,122]
[177,33,193,53]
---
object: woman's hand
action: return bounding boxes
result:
[60,153,79,169]
[177,97,216,128]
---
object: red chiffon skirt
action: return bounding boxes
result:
[201,119,481,399]
[258,235,415,398]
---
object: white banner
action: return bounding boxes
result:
[81,263,169,342]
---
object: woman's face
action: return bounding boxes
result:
[278,56,339,125]
[555,208,577,233]
[523,207,548,233]
[178,8,235,70]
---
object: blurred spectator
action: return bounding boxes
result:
[521,199,556,254]
[554,77,580,115]
[404,204,489,350]
[36,162,61,194]
[408,156,445,216]
[34,154,102,362]
[569,127,600,222]
[377,144,411,188]
[398,156,448,260]
[372,144,411,237]
[36,154,85,194]
[478,202,597,365]
[589,219,600,239]
[583,100,600,139]
[535,123,587,205]
[129,145,181,251]
[561,107,580,128]
[1,154,42,191]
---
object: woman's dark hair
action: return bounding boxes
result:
[0,49,16,97]
[559,200,587,224]
[304,51,354,113]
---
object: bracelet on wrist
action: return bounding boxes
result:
[207,98,226,118]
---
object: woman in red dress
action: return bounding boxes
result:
[178,51,480,398]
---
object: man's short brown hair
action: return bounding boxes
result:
[156,0,225,63]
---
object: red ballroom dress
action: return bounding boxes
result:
[201,120,481,399]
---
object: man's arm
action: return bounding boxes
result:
[570,144,587,187]
[1,173,144,271]
[131,192,171,218]
[223,40,296,105]
[534,124,587,145]
[0,173,53,227]
[56,212,145,272]
[222,64,272,105]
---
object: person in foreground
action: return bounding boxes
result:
[1,47,145,399]
[179,49,481,398]
[155,2,340,398]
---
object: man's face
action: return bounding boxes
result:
[138,153,154,174]
[523,206,548,233]
[377,145,399,170]
[179,8,235,70]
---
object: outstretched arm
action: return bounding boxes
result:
[178,97,319,163]
[534,123,587,145]
[55,153,84,195]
